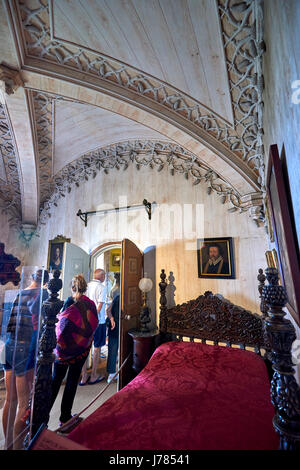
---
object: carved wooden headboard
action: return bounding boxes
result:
[158,269,268,356]
[157,267,300,450]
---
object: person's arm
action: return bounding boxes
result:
[106,303,112,316]
[105,303,115,329]
[96,284,107,314]
[110,316,116,330]
[109,295,120,330]
[6,294,19,334]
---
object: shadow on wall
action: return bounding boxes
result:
[166,271,176,308]
[143,246,156,330]
[155,238,264,316]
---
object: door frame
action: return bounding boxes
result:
[90,240,144,389]
[90,241,122,278]
[89,241,122,377]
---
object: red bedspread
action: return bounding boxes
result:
[68,341,279,450]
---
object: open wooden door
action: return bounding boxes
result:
[119,239,143,389]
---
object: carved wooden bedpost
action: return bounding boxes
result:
[257,268,268,318]
[257,268,271,361]
[262,267,300,450]
[159,269,170,343]
[29,270,63,440]
[159,269,168,332]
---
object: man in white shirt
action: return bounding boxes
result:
[80,268,107,385]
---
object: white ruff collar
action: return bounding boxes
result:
[208,256,223,266]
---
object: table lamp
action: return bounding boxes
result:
[138,274,153,332]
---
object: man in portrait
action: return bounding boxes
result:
[202,243,229,275]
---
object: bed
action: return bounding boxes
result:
[68,340,278,450]
[67,268,287,450]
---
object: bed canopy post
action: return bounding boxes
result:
[159,269,175,343]
[257,268,272,360]
[257,268,268,318]
[27,270,63,444]
[262,267,300,450]
[159,269,168,334]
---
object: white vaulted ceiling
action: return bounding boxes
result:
[0,0,265,231]
[51,0,233,124]
[53,100,170,174]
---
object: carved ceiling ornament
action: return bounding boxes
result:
[28,91,264,228]
[35,135,264,235]
[15,0,265,182]
[0,100,22,227]
[218,0,265,182]
[31,91,54,206]
[1,0,267,238]
[0,64,24,96]
[0,84,264,241]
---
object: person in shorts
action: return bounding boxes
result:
[80,268,107,385]
[1,269,49,449]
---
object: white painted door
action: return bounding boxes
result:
[61,243,90,301]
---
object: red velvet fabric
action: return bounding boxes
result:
[68,341,279,450]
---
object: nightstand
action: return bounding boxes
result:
[128,328,159,374]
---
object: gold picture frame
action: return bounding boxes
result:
[264,196,275,243]
[265,248,282,284]
[265,250,275,268]
[47,235,70,273]
[197,237,235,279]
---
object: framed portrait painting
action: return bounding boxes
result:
[112,253,121,267]
[266,144,300,326]
[109,249,121,272]
[47,235,70,273]
[197,237,235,279]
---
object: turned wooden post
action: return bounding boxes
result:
[262,267,300,450]
[159,269,168,333]
[29,270,63,440]
[257,268,268,318]
[257,268,272,361]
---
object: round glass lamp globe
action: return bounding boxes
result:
[138,277,153,293]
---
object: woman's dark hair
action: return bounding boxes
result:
[32,269,49,285]
[114,272,120,284]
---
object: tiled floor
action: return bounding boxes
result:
[0,349,118,449]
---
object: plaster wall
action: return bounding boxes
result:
[263,0,300,250]
[25,165,268,317]
[263,0,300,381]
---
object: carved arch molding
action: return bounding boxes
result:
[0,0,266,240]
[37,133,264,233]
